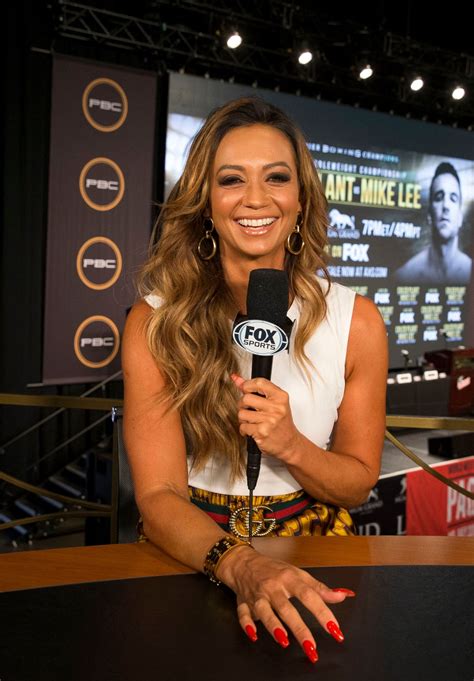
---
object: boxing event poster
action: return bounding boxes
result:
[43,56,156,384]
[165,112,474,366]
[312,144,474,364]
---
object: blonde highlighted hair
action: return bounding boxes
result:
[138,97,330,479]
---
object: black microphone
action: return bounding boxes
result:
[232,269,293,492]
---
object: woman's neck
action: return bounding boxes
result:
[222,256,286,315]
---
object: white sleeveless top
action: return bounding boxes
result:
[145,277,355,495]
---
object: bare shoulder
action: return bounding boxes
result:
[121,299,165,388]
[346,294,388,379]
[123,299,154,342]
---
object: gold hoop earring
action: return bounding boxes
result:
[198,217,217,260]
[286,214,305,255]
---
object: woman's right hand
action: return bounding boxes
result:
[216,545,355,663]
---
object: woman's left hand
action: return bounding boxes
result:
[231,373,301,462]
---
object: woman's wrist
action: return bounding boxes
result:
[203,535,254,586]
[214,542,256,589]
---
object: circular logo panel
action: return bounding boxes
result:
[74,315,120,369]
[76,237,123,290]
[79,157,125,212]
[82,77,128,132]
[232,319,288,356]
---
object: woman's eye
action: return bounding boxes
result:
[218,175,243,186]
[268,173,291,183]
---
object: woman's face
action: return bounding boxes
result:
[209,124,301,270]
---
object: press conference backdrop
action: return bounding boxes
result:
[166,73,474,368]
[43,56,156,384]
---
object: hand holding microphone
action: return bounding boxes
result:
[232,268,294,491]
[231,374,301,465]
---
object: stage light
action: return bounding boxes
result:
[359,64,373,80]
[451,85,465,100]
[298,50,313,65]
[226,32,242,49]
[410,76,424,91]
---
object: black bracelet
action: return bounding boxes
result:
[203,535,253,585]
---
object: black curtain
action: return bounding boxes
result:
[1,1,52,481]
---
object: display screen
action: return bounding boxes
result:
[165,74,474,368]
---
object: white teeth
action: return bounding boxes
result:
[237,217,277,227]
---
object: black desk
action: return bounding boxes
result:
[1,538,473,681]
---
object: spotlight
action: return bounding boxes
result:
[226,32,242,49]
[451,85,465,100]
[298,50,313,65]
[410,76,424,91]
[359,64,373,80]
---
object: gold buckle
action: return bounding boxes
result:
[229,505,277,539]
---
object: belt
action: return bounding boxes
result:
[189,488,314,539]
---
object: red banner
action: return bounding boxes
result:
[406,456,474,535]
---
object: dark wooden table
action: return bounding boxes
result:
[1,537,473,681]
[1,535,473,591]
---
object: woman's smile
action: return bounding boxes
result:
[235,216,279,236]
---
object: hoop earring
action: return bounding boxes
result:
[198,217,217,260]
[286,213,305,255]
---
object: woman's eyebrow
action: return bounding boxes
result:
[216,161,292,173]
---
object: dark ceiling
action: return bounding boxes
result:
[27,0,474,129]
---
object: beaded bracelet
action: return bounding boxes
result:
[203,535,253,585]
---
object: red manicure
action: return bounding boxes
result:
[302,640,318,663]
[327,620,344,643]
[273,628,289,648]
[245,625,258,642]
[332,588,356,596]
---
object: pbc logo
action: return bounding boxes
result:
[233,320,288,357]
[82,77,128,132]
[342,243,369,262]
[76,236,122,290]
[74,315,120,369]
[79,157,125,211]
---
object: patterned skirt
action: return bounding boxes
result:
[137,486,356,541]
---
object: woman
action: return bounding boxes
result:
[122,97,388,663]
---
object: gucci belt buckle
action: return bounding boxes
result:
[229,505,277,539]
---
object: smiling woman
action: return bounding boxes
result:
[210,125,301,278]
[121,97,388,665]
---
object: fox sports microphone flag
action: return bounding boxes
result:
[232,269,292,490]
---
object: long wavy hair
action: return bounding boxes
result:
[138,97,330,479]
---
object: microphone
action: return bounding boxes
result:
[232,269,293,491]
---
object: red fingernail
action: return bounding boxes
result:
[273,628,289,648]
[327,620,344,643]
[245,625,258,642]
[302,640,318,663]
[332,588,356,596]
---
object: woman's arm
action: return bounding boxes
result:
[235,294,388,508]
[122,300,230,570]
[122,299,352,661]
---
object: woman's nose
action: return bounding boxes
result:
[243,181,270,207]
